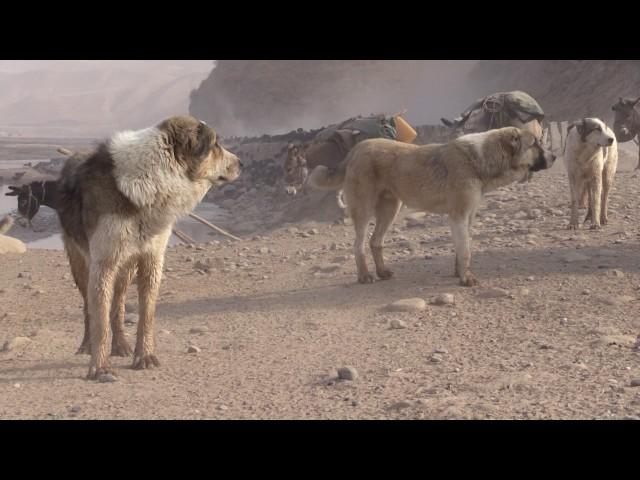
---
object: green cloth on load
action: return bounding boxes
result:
[459,90,545,125]
[314,116,398,143]
[501,91,545,122]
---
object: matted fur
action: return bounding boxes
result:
[309,127,555,286]
[56,115,241,380]
[564,117,618,229]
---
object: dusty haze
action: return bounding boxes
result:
[0,60,214,138]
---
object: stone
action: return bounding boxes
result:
[431,293,454,306]
[2,336,32,352]
[337,366,358,381]
[385,298,426,312]
[187,345,201,353]
[389,319,408,330]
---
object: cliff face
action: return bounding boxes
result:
[468,60,640,122]
[189,60,476,137]
[189,60,640,138]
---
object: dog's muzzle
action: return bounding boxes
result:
[530,152,556,172]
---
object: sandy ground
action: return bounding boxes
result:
[1,152,640,420]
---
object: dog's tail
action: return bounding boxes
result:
[0,215,14,235]
[307,164,346,191]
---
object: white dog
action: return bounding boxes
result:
[564,118,618,229]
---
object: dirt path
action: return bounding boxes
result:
[1,156,640,419]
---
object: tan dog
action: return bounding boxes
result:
[564,118,618,229]
[56,116,242,380]
[309,127,556,286]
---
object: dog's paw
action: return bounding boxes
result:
[567,223,579,230]
[132,354,160,370]
[376,269,394,280]
[357,273,375,284]
[460,273,479,287]
[86,365,115,381]
[589,224,602,230]
[75,342,91,355]
[111,335,133,357]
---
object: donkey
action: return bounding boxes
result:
[611,96,640,170]
[5,180,60,228]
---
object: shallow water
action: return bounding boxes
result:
[1,183,229,250]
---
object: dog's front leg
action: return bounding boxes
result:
[86,259,119,379]
[132,235,169,369]
[450,216,478,287]
[588,175,603,230]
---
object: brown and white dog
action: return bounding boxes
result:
[56,116,242,380]
[309,127,555,286]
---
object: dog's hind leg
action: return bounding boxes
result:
[132,231,170,370]
[110,261,136,357]
[450,214,478,287]
[87,257,120,379]
[351,206,374,284]
[370,194,402,280]
[64,237,91,355]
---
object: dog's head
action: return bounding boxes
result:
[499,126,556,173]
[5,184,40,220]
[569,118,615,147]
[284,142,308,195]
[157,116,242,188]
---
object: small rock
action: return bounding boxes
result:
[2,336,32,352]
[390,319,408,329]
[526,276,535,281]
[435,348,449,354]
[258,247,270,254]
[431,293,455,306]
[430,353,443,363]
[630,379,640,387]
[187,345,201,353]
[385,298,426,312]
[97,373,117,383]
[606,269,625,278]
[337,366,359,381]
[185,256,194,263]
[218,405,228,411]
[475,287,510,299]
[159,329,171,335]
[189,326,209,334]
[312,263,342,273]
[389,401,412,410]
[309,228,319,235]
[70,405,81,413]
[124,313,137,325]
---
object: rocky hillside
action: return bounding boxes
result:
[189,61,476,137]
[469,60,640,122]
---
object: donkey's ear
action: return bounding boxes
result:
[5,186,22,196]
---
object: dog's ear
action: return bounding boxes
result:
[501,127,521,158]
[5,185,23,196]
[163,118,216,161]
[576,119,586,138]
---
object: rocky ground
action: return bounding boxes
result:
[1,141,640,419]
